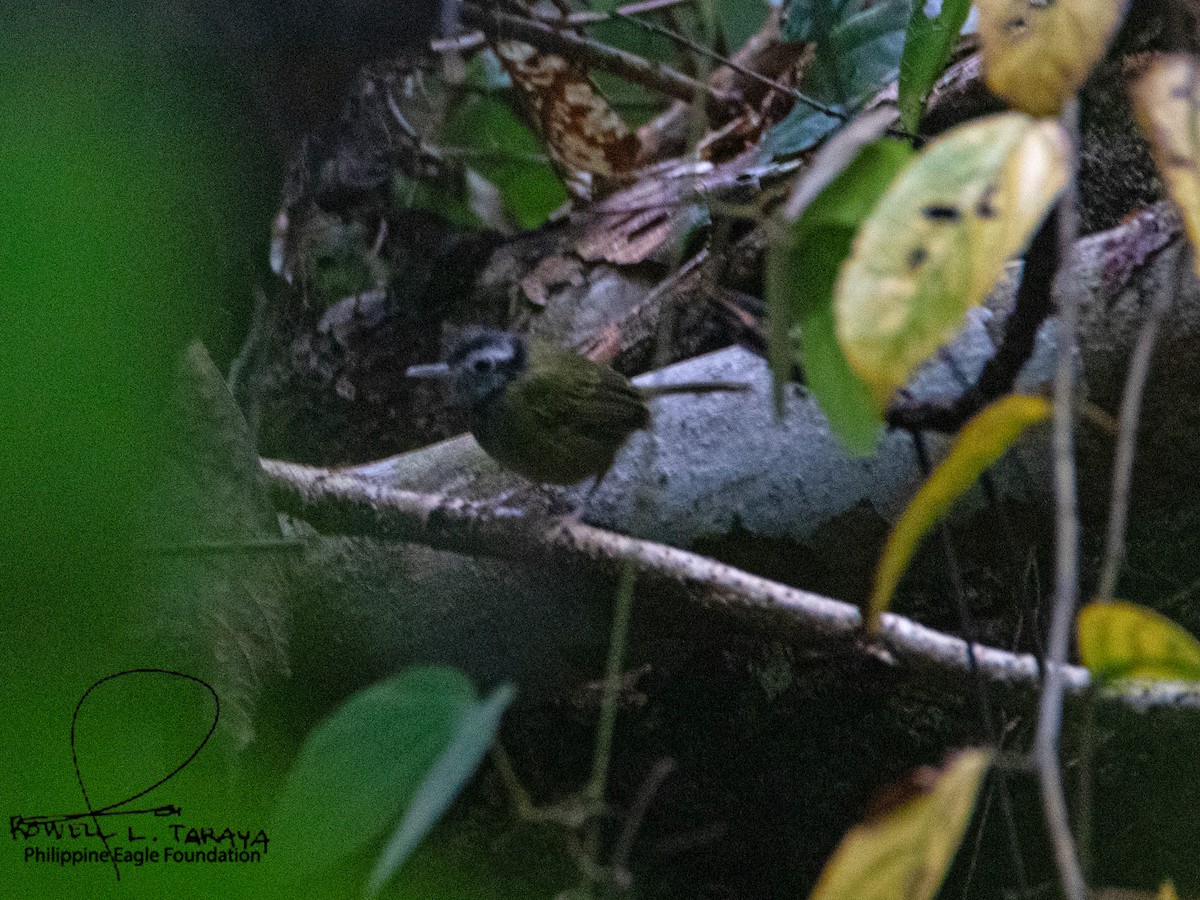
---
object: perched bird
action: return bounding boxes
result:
[407,327,749,486]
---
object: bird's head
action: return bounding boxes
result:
[406,326,528,410]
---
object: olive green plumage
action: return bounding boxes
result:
[471,341,650,485]
[411,327,747,486]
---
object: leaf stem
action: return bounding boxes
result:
[586,561,638,814]
[1095,167,1189,601]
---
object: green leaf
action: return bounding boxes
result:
[367,683,516,896]
[835,113,1067,408]
[767,137,915,454]
[783,0,862,42]
[898,0,973,133]
[1078,600,1200,685]
[272,667,478,872]
[441,95,568,229]
[717,0,771,51]
[393,172,482,229]
[810,750,993,900]
[464,50,512,92]
[868,395,1050,633]
[768,0,912,157]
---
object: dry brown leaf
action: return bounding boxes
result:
[496,39,639,186]
[572,160,721,265]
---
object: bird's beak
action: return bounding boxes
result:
[405,362,451,378]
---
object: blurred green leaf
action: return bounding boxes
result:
[716,0,771,50]
[768,0,911,157]
[442,95,568,228]
[304,216,389,303]
[0,8,270,896]
[272,668,483,873]
[465,50,512,91]
[393,172,483,229]
[368,683,516,896]
[766,138,914,455]
[898,0,972,133]
[783,0,850,41]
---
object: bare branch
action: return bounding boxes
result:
[1096,244,1181,600]
[1094,47,1198,598]
[261,456,1200,713]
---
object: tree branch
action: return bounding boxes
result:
[261,456,1200,713]
[460,2,737,116]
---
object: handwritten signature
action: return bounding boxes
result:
[9,669,219,881]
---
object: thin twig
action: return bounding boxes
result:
[431,0,697,52]
[1095,202,1188,600]
[1080,212,1185,887]
[1074,690,1099,882]
[533,0,695,26]
[586,562,638,822]
[1035,100,1089,900]
[610,758,676,888]
[491,744,592,828]
[440,146,552,165]
[911,432,1029,894]
[461,2,737,114]
[610,6,854,125]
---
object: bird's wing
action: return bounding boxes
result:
[519,346,649,445]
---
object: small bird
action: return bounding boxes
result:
[407,327,749,486]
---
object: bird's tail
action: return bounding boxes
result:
[639,381,751,398]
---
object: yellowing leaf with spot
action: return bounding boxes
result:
[835,114,1067,409]
[868,395,1050,634]
[978,0,1126,116]
[810,750,992,900]
[1077,600,1200,684]
[1129,54,1200,278]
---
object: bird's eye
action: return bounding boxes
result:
[473,358,494,374]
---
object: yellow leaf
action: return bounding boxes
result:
[977,0,1126,116]
[809,750,993,900]
[1129,54,1200,278]
[867,395,1050,634]
[835,114,1067,409]
[1160,881,1180,900]
[1077,600,1200,684]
